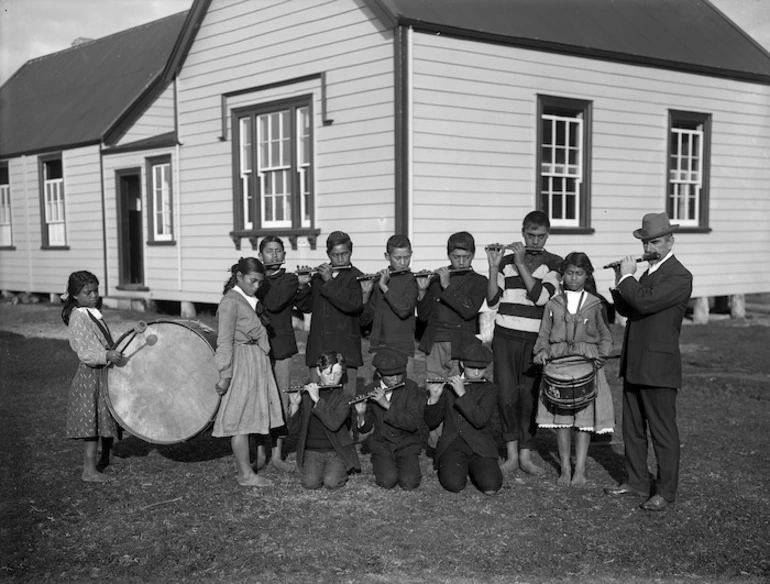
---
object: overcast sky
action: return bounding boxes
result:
[1,0,769,87]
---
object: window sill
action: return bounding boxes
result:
[229,228,322,251]
[549,227,595,236]
[116,285,150,292]
[0,245,16,251]
[147,240,177,247]
[40,245,70,251]
[676,226,712,234]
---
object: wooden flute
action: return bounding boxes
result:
[294,265,352,276]
[263,262,285,269]
[347,382,406,405]
[283,383,343,393]
[426,378,487,384]
[602,252,660,269]
[414,266,473,277]
[355,268,411,281]
[484,244,543,253]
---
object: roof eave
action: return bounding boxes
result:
[397,18,770,86]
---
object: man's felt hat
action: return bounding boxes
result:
[633,212,680,241]
[372,348,408,375]
[459,342,492,368]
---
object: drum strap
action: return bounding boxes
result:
[86,310,114,347]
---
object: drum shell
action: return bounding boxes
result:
[542,355,597,411]
[105,320,220,444]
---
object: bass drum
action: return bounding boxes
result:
[106,320,220,444]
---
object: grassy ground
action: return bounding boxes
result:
[1,303,768,583]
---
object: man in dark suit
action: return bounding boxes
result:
[604,212,693,511]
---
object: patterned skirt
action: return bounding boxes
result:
[65,363,119,439]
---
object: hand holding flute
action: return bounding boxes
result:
[427,375,467,398]
[602,252,660,269]
[348,382,406,406]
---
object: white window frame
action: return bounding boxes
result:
[668,111,710,228]
[40,156,66,247]
[233,97,314,233]
[151,161,173,241]
[0,164,10,246]
[537,95,592,231]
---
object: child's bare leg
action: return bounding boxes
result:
[519,448,545,476]
[234,435,272,487]
[571,431,590,487]
[97,437,113,468]
[499,440,519,472]
[269,437,293,472]
[556,428,572,486]
[250,434,266,470]
[82,438,112,482]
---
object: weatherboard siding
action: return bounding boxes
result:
[0,146,105,295]
[115,85,176,146]
[170,0,395,302]
[410,32,770,298]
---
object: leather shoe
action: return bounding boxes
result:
[640,495,672,511]
[604,483,649,498]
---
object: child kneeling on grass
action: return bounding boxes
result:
[354,348,423,490]
[288,351,361,489]
[424,342,502,495]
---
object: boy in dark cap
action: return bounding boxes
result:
[424,342,503,495]
[417,231,488,448]
[354,348,423,490]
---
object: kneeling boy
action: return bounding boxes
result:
[288,351,361,489]
[354,348,422,490]
[424,342,502,495]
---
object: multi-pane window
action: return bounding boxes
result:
[537,95,592,230]
[668,111,710,227]
[233,98,313,231]
[146,155,173,242]
[39,155,66,247]
[0,163,11,246]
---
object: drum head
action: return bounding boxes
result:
[106,320,220,444]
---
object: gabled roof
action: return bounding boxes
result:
[0,11,188,158]
[369,0,770,83]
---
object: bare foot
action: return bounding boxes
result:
[571,472,587,488]
[81,471,113,483]
[238,474,273,487]
[252,456,266,471]
[557,469,571,487]
[519,458,546,476]
[499,457,519,473]
[268,458,295,473]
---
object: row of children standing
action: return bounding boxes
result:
[63,211,613,492]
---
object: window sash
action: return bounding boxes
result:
[540,113,583,227]
[44,177,66,245]
[668,127,702,225]
[235,100,312,231]
[0,184,11,246]
[151,163,173,240]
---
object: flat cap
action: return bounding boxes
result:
[459,342,492,368]
[372,348,408,375]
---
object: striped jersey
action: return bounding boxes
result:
[489,251,563,335]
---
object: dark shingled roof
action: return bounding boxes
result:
[373,0,770,83]
[0,11,188,158]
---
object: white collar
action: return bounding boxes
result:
[647,251,673,275]
[233,285,258,309]
[76,306,103,320]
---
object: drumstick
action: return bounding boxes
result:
[124,333,158,361]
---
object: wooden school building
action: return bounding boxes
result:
[1,0,769,315]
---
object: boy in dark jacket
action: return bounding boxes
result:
[424,342,502,495]
[354,348,423,490]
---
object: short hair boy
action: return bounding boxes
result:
[353,348,423,490]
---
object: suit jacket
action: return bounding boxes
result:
[360,272,418,356]
[416,269,487,358]
[296,265,365,367]
[357,379,423,452]
[610,255,692,388]
[257,269,310,360]
[424,380,499,460]
[289,389,361,472]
